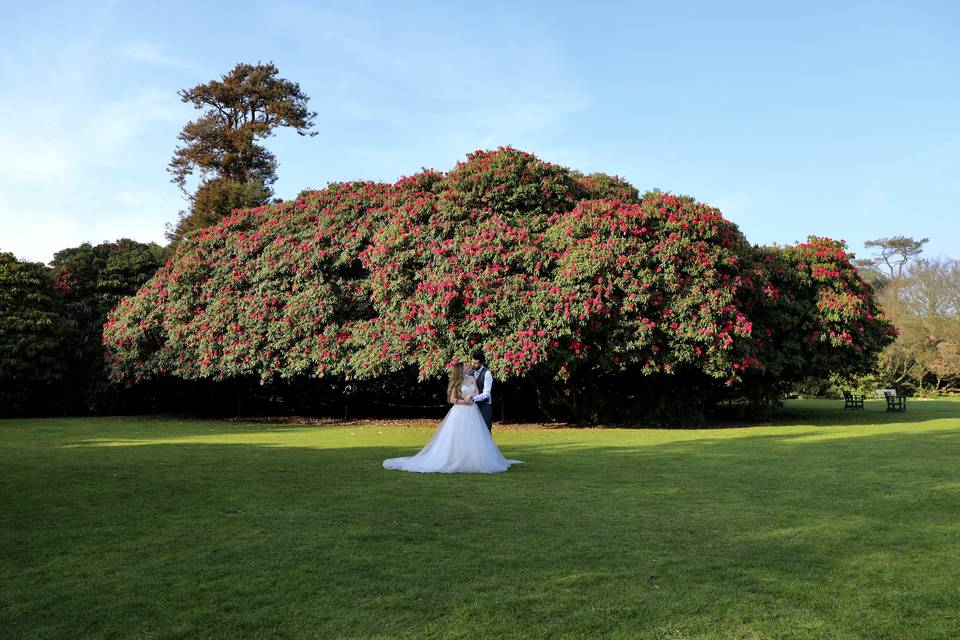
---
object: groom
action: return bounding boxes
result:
[469,351,494,432]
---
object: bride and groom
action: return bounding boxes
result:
[383,352,522,474]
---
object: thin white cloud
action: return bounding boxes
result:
[0,141,73,184]
[90,89,188,154]
[2,212,87,264]
[117,42,191,68]
[0,89,187,184]
[268,0,590,160]
[0,38,190,262]
[1,187,177,264]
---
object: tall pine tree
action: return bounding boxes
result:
[166,62,316,244]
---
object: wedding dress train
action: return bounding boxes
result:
[383,379,521,474]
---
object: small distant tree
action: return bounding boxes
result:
[166,62,317,245]
[863,236,929,279]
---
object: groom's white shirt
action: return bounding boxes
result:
[472,367,493,404]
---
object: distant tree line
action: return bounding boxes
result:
[869,238,959,395]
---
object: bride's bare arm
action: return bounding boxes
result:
[448,389,470,404]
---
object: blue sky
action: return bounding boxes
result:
[2,0,957,264]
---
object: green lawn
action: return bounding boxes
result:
[2,399,959,639]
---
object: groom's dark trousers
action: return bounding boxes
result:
[478,401,493,432]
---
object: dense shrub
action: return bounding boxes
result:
[104,148,896,424]
[728,239,899,410]
[0,252,74,416]
[50,239,167,412]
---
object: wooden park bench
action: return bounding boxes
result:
[883,390,907,412]
[843,391,865,409]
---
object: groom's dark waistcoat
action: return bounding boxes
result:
[475,367,492,404]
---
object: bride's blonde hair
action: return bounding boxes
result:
[447,363,465,402]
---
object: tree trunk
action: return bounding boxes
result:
[535,382,559,422]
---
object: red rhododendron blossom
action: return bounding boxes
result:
[102,148,894,422]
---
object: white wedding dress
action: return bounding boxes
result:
[383,377,522,474]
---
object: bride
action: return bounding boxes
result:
[383,363,522,473]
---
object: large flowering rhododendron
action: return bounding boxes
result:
[103,148,895,422]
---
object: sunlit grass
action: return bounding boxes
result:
[2,399,959,639]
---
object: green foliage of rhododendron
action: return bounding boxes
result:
[103,148,895,423]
